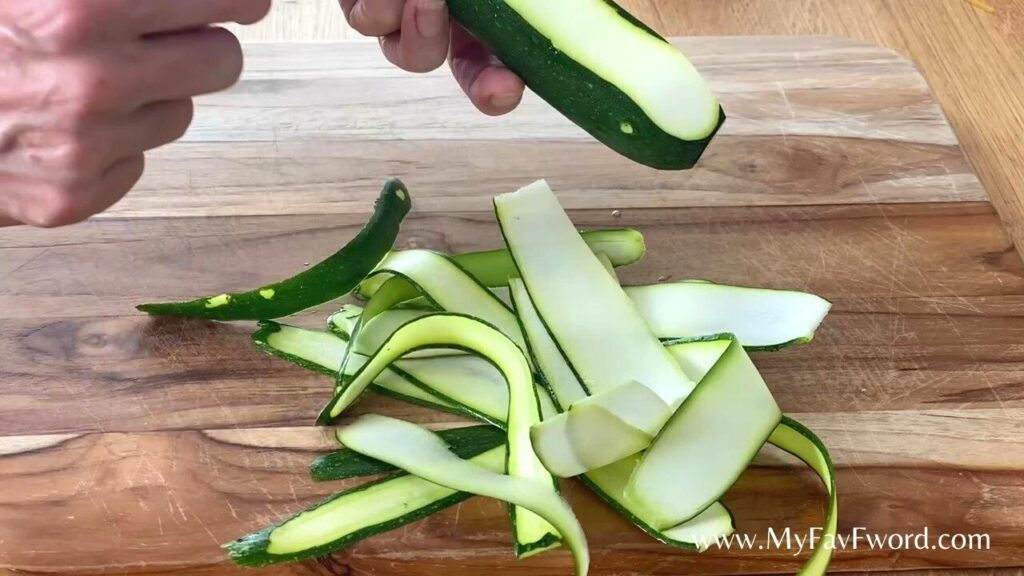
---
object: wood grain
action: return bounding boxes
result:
[227,0,1024,253]
[1,38,1023,575]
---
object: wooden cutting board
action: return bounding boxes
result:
[1,36,1022,575]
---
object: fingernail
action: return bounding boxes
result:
[416,0,447,38]
[490,92,522,110]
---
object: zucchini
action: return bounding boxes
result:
[768,417,837,576]
[496,180,696,407]
[582,455,735,552]
[337,250,527,386]
[421,334,741,549]
[509,278,587,409]
[397,354,559,425]
[138,179,411,320]
[531,381,671,477]
[346,279,830,353]
[336,415,589,576]
[327,305,364,337]
[252,321,464,414]
[311,425,506,482]
[251,318,743,552]
[625,338,782,530]
[627,283,831,350]
[226,445,506,567]
[319,313,561,557]
[352,308,448,358]
[355,229,646,299]
[253,320,554,426]
[447,0,724,169]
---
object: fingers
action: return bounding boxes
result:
[134,27,244,103]
[448,24,524,116]
[129,0,272,36]
[91,153,146,215]
[342,0,405,37]
[11,154,144,227]
[112,100,195,155]
[378,0,450,73]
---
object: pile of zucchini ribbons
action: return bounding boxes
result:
[140,179,838,575]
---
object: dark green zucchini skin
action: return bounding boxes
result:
[227,426,505,567]
[251,321,336,376]
[137,179,412,321]
[225,475,473,567]
[447,0,725,170]
[310,425,506,482]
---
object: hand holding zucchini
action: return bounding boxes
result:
[447,0,724,169]
[142,178,837,575]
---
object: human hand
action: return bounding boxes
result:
[341,0,525,116]
[0,0,272,227]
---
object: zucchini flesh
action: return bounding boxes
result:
[336,415,589,576]
[327,305,364,337]
[626,339,782,529]
[768,417,837,576]
[531,381,671,477]
[353,308,452,358]
[347,278,831,353]
[137,179,411,320]
[254,318,742,552]
[226,445,506,567]
[496,180,695,407]
[311,425,506,482]
[319,314,561,556]
[627,283,832,350]
[337,250,528,385]
[254,320,555,426]
[582,456,735,552]
[356,229,646,299]
[447,0,723,169]
[357,250,523,348]
[252,321,464,413]
[438,335,740,548]
[398,354,559,425]
[509,278,587,408]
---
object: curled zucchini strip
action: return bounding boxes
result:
[319,313,561,557]
[769,417,838,576]
[252,321,465,415]
[138,179,411,321]
[337,415,589,576]
[625,339,782,530]
[253,318,739,551]
[335,250,528,393]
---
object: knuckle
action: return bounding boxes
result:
[44,2,95,50]
[50,137,105,176]
[61,62,119,120]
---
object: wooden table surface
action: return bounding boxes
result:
[232,0,1024,256]
[2,36,1023,575]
